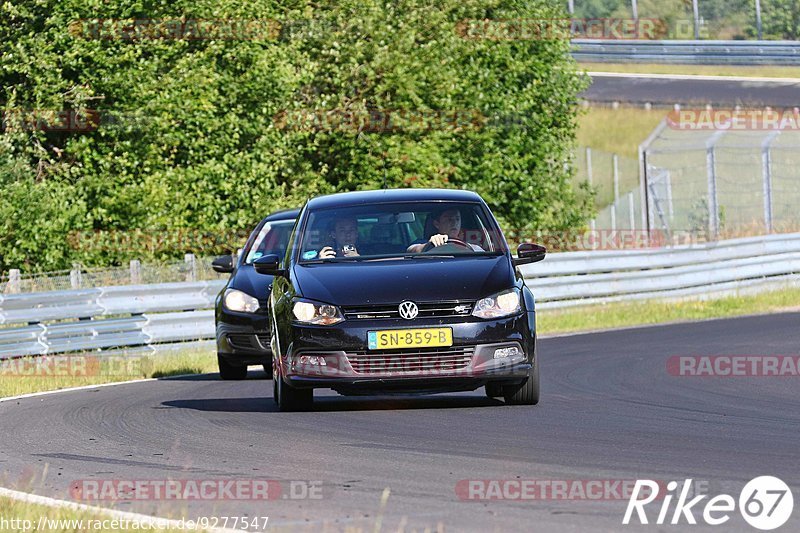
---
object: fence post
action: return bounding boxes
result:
[761,131,779,234]
[665,171,674,222]
[70,264,82,289]
[627,192,636,231]
[586,147,593,188]
[567,0,574,15]
[638,119,668,244]
[8,269,21,294]
[130,260,141,285]
[631,0,638,21]
[755,0,763,40]
[185,253,197,282]
[612,154,620,204]
[610,203,617,232]
[692,0,700,39]
[705,132,725,240]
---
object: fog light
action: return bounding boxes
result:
[298,355,327,366]
[493,347,520,359]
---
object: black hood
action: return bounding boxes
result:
[292,255,514,306]
[230,265,273,304]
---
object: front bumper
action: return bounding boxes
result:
[281,314,535,394]
[216,312,271,364]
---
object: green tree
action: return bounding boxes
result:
[1,0,591,273]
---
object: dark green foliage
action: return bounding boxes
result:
[1,0,591,272]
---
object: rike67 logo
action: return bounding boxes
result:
[624,477,794,530]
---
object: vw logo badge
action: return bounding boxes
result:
[398,301,419,320]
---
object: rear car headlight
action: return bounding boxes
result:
[472,288,521,319]
[292,299,345,326]
[223,289,260,313]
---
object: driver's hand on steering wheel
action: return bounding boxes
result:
[428,234,449,247]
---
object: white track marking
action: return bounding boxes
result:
[0,378,159,404]
[587,71,800,84]
[0,485,243,533]
[0,371,218,404]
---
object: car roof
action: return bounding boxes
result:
[263,208,300,222]
[306,189,483,211]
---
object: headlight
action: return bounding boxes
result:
[472,288,521,319]
[223,289,260,313]
[292,299,345,326]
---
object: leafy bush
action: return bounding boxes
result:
[1,0,591,273]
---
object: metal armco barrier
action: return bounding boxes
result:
[520,233,800,309]
[0,280,224,358]
[1,234,799,357]
[572,39,800,65]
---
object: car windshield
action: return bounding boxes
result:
[244,219,295,264]
[297,202,507,262]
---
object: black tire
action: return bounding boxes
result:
[218,355,248,380]
[274,370,313,411]
[485,382,503,398]
[503,361,540,406]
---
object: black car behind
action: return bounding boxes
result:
[213,208,299,379]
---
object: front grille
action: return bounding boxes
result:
[346,346,475,375]
[256,333,271,350]
[342,301,474,320]
[227,334,256,350]
[227,333,270,352]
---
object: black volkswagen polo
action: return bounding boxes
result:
[254,190,546,411]
[213,208,299,380]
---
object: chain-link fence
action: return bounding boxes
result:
[0,254,228,294]
[643,117,800,241]
[576,147,645,232]
[567,0,792,41]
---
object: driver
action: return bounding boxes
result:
[319,217,361,258]
[407,208,484,253]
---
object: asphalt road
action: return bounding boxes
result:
[584,73,800,107]
[1,313,799,532]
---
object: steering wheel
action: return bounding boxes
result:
[421,238,472,253]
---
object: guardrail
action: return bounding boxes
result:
[572,39,800,65]
[0,281,224,358]
[1,234,799,358]
[520,233,800,309]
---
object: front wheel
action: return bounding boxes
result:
[218,355,247,380]
[503,362,540,405]
[274,364,313,412]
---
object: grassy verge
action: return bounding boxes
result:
[577,106,664,159]
[0,496,201,532]
[0,349,217,399]
[538,286,800,336]
[579,62,800,79]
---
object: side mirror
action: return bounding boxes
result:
[253,254,285,277]
[211,255,235,274]
[514,243,546,267]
